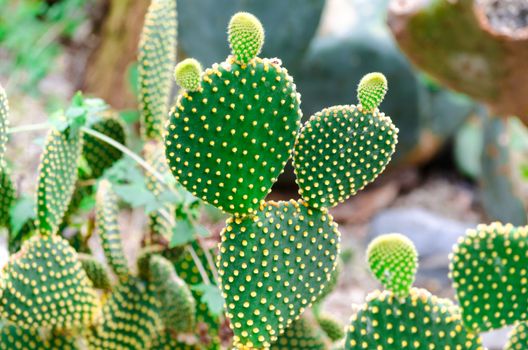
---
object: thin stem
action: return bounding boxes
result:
[8,122,50,134]
[81,127,168,185]
[197,236,220,283]
[186,245,212,285]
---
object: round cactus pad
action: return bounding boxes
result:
[271,316,327,350]
[217,199,340,349]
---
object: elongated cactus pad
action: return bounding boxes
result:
[218,199,340,349]
[316,315,345,342]
[345,288,484,350]
[450,222,528,331]
[82,113,125,179]
[293,104,398,209]
[0,323,79,350]
[505,322,528,350]
[79,253,112,290]
[0,84,9,164]
[96,180,130,281]
[0,235,99,330]
[166,56,302,215]
[151,331,199,350]
[367,233,417,297]
[149,254,196,333]
[228,12,265,64]
[0,166,15,228]
[271,316,327,350]
[36,127,83,235]
[138,0,177,141]
[88,278,161,350]
[357,72,388,112]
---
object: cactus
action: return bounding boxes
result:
[96,180,130,281]
[78,253,112,290]
[151,331,200,350]
[0,167,15,229]
[450,222,528,331]
[0,234,99,331]
[138,0,177,141]
[217,199,340,349]
[316,315,345,342]
[293,80,398,208]
[166,14,302,216]
[344,288,484,349]
[0,84,8,164]
[0,323,80,350]
[270,315,327,350]
[505,322,528,350]
[366,233,417,297]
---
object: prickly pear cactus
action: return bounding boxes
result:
[150,331,199,350]
[316,315,344,342]
[0,84,8,163]
[450,222,528,331]
[366,233,417,297]
[36,127,83,235]
[0,167,14,228]
[293,75,398,209]
[79,253,112,290]
[96,180,130,281]
[218,199,340,349]
[166,13,302,215]
[505,322,528,350]
[138,0,177,141]
[0,234,99,331]
[0,322,80,350]
[344,288,484,349]
[271,315,327,350]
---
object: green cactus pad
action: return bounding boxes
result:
[151,331,199,350]
[0,166,15,228]
[0,84,9,164]
[78,253,112,290]
[316,315,345,342]
[357,72,388,112]
[96,180,130,281]
[366,233,418,297]
[271,315,327,350]
[218,199,340,349]
[165,56,302,215]
[0,322,79,350]
[88,278,161,350]
[505,322,528,350]
[316,258,341,304]
[138,0,177,141]
[0,234,99,330]
[450,222,528,331]
[36,127,83,235]
[344,288,484,350]
[82,113,125,179]
[293,105,398,209]
[228,12,265,64]
[149,254,196,333]
[174,58,203,92]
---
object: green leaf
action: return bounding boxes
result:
[170,219,194,247]
[192,284,224,317]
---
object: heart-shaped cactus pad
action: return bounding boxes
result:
[345,288,484,350]
[293,105,398,209]
[165,57,302,216]
[450,222,528,332]
[0,235,99,330]
[217,199,340,349]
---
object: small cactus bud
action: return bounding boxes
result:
[367,233,417,297]
[357,72,388,112]
[228,12,265,64]
[174,58,203,91]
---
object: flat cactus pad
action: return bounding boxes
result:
[271,316,327,350]
[345,288,484,350]
[218,199,340,349]
[294,105,397,209]
[0,166,14,228]
[450,222,528,331]
[166,57,302,215]
[0,322,79,350]
[505,322,528,350]
[150,331,199,350]
[0,235,99,330]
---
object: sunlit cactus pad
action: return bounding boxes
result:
[0,322,79,350]
[218,199,340,349]
[88,279,161,350]
[0,84,8,163]
[505,322,528,350]
[450,222,528,331]
[36,127,82,235]
[138,0,177,140]
[82,113,125,179]
[166,57,302,215]
[367,233,417,297]
[293,105,398,209]
[0,167,14,228]
[344,288,484,350]
[271,316,327,350]
[150,331,199,350]
[0,235,98,330]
